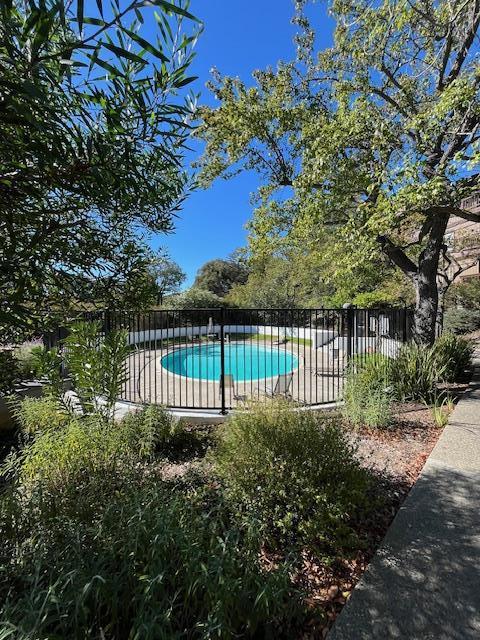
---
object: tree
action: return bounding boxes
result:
[150,253,186,305]
[226,254,328,308]
[66,244,161,310]
[167,287,226,309]
[0,1,200,342]
[196,0,480,344]
[193,258,249,297]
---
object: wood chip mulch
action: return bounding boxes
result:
[296,402,454,638]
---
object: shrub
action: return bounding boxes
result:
[342,356,393,428]
[362,389,393,428]
[443,307,480,335]
[119,405,185,460]
[343,373,392,428]
[63,321,130,419]
[13,343,44,379]
[344,334,473,409]
[16,416,133,491]
[0,350,20,396]
[388,342,447,401]
[446,278,480,311]
[12,404,189,491]
[0,474,306,639]
[432,333,474,382]
[213,401,373,550]
[12,396,70,435]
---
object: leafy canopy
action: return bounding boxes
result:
[193,257,249,297]
[196,0,480,342]
[0,0,201,341]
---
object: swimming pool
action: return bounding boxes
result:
[160,343,299,382]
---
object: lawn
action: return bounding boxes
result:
[251,333,313,347]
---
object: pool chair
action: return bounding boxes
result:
[219,374,246,402]
[265,372,293,399]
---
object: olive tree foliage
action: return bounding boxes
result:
[0,0,200,343]
[196,0,480,344]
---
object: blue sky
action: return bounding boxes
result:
[149,1,332,286]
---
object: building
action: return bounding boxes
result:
[445,193,480,281]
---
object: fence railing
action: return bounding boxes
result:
[45,307,414,412]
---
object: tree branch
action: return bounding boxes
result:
[428,205,480,223]
[444,1,480,87]
[377,235,418,279]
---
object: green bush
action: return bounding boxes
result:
[119,405,185,460]
[443,307,480,335]
[432,333,474,382]
[0,473,306,639]
[342,356,393,428]
[12,404,189,490]
[63,321,130,419]
[31,346,64,394]
[446,278,480,312]
[343,372,392,428]
[16,416,134,491]
[0,350,20,396]
[344,334,473,410]
[12,343,44,379]
[213,401,373,550]
[12,396,70,435]
[388,342,447,401]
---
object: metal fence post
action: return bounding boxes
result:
[219,306,226,415]
[344,304,354,361]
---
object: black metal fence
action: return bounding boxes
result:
[46,307,414,412]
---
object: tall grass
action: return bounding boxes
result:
[431,333,474,383]
[1,475,306,639]
[343,334,474,422]
[343,355,393,428]
[388,342,446,401]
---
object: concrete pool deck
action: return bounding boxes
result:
[122,339,345,410]
[328,355,480,640]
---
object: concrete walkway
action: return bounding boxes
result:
[329,359,480,640]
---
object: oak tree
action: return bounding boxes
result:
[196,0,480,344]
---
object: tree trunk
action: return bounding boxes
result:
[436,295,445,337]
[412,216,449,346]
[378,213,449,346]
[413,273,438,345]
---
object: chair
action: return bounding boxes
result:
[219,374,246,401]
[272,331,288,346]
[265,372,293,398]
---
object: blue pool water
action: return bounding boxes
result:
[161,343,299,382]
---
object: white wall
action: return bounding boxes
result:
[328,336,402,358]
[127,325,337,349]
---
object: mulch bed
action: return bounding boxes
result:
[296,398,469,638]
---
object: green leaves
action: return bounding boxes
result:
[196,0,480,340]
[102,41,147,65]
[77,0,84,33]
[63,320,130,420]
[138,0,199,22]
[0,1,200,338]
[123,27,169,61]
